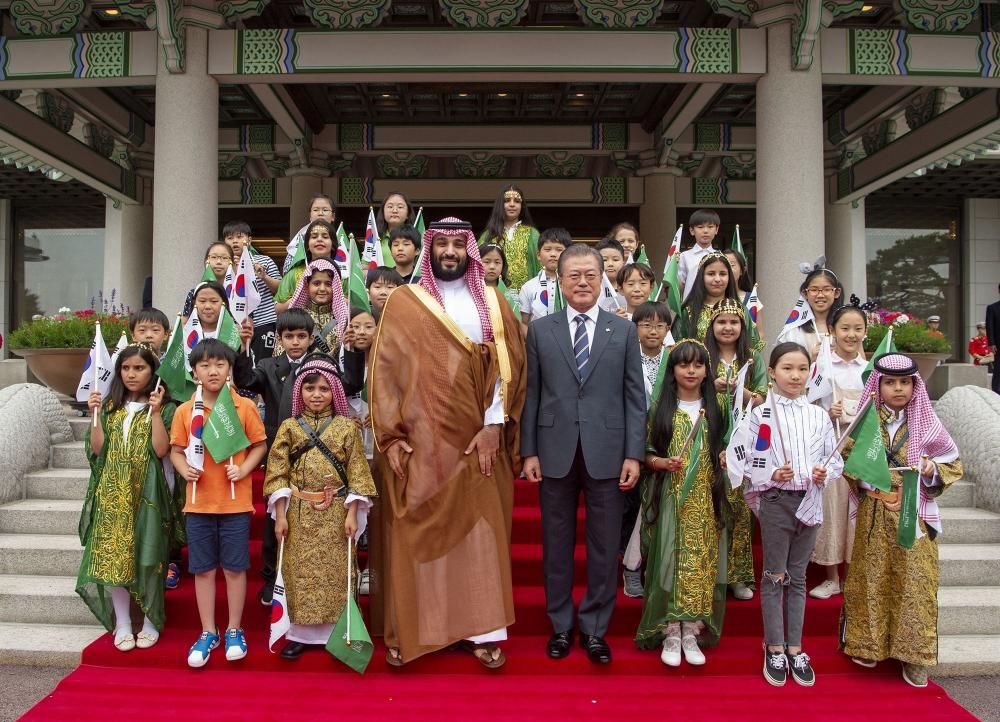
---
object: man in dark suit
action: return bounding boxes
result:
[521,241,646,664]
[987,282,1000,394]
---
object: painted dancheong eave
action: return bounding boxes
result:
[0,32,156,87]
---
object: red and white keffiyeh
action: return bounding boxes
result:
[288,259,349,344]
[419,217,494,342]
[861,352,959,534]
[290,355,351,419]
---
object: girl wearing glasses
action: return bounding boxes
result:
[776,266,844,359]
[375,191,417,268]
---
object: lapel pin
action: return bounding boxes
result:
[605,327,611,332]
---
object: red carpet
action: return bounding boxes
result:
[22,474,976,721]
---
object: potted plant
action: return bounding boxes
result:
[864,309,951,381]
[9,297,130,397]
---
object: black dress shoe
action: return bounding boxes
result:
[579,634,612,664]
[280,641,309,660]
[547,630,573,659]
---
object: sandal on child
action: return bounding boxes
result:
[114,631,136,652]
[460,641,506,669]
[385,647,404,667]
[136,630,159,649]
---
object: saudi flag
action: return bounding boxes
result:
[862,327,896,383]
[200,264,216,283]
[552,278,566,313]
[410,208,427,284]
[634,244,650,267]
[651,224,683,304]
[334,222,350,282]
[202,383,251,463]
[345,233,372,312]
[897,470,919,548]
[157,315,195,401]
[287,231,307,270]
[216,308,242,352]
[730,224,744,256]
[845,400,892,492]
[678,416,704,507]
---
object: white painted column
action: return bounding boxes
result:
[963,199,1000,359]
[639,172,678,274]
[104,199,153,314]
[824,198,867,299]
[152,26,218,312]
[0,199,11,358]
[756,22,826,346]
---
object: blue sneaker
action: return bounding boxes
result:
[225,627,247,661]
[187,630,219,668]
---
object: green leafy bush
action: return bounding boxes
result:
[864,321,951,355]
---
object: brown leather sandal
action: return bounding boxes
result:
[385,647,404,667]
[460,641,506,669]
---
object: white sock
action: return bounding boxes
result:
[141,616,158,637]
[109,587,131,638]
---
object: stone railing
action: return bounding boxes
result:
[936,386,1000,514]
[0,383,74,505]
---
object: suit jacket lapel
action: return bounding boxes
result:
[549,311,581,380]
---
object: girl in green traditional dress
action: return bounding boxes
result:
[705,298,766,602]
[275,219,339,313]
[480,243,520,314]
[676,252,763,354]
[478,185,540,291]
[77,343,176,652]
[637,340,727,668]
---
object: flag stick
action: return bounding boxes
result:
[191,480,197,504]
[92,322,101,427]
[346,535,353,645]
[831,377,842,438]
[146,378,162,422]
[767,383,789,464]
[230,456,236,499]
[678,408,705,459]
[822,392,876,468]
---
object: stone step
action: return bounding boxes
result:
[0,574,94,625]
[938,544,1000,587]
[938,586,1000,635]
[0,622,103,666]
[24,468,90,501]
[0,500,82,535]
[937,480,974,508]
[939,507,1000,544]
[937,634,1000,676]
[50,441,88,470]
[0,534,82,576]
[68,416,90,442]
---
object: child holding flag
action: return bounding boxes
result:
[479,243,520,314]
[263,354,377,659]
[278,258,348,358]
[840,353,962,688]
[723,248,764,339]
[705,298,766,601]
[170,339,267,668]
[283,194,336,274]
[182,243,234,319]
[776,261,844,360]
[808,302,868,600]
[275,219,339,312]
[636,340,727,667]
[223,220,280,360]
[518,228,570,325]
[738,342,843,687]
[77,343,174,652]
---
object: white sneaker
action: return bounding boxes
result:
[660,635,681,667]
[729,582,754,600]
[808,579,842,599]
[359,568,370,596]
[681,635,706,665]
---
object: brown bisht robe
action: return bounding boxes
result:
[369,283,526,662]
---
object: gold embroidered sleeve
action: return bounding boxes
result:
[263,419,295,497]
[345,422,377,498]
[927,458,963,498]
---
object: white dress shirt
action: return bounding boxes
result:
[567,303,601,356]
[677,244,716,301]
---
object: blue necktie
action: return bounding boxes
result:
[573,314,590,378]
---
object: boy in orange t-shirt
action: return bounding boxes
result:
[170,339,267,668]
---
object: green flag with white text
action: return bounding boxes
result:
[897,470,919,548]
[216,308,242,352]
[845,401,892,492]
[157,319,195,401]
[635,244,650,267]
[202,383,251,463]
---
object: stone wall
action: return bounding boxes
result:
[0,383,73,504]
[936,385,1000,514]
